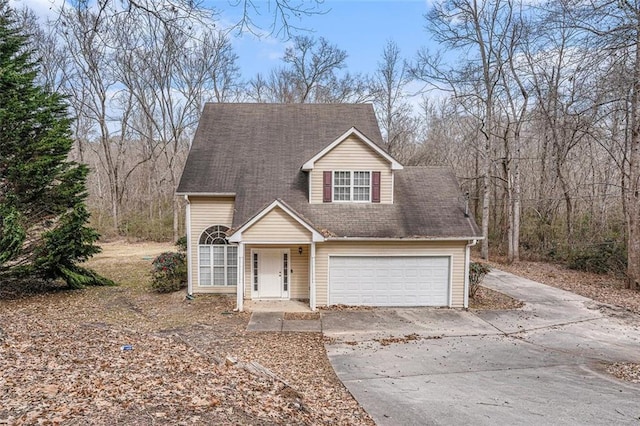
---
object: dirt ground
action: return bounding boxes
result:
[0,242,372,425]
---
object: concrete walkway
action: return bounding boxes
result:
[323,270,640,425]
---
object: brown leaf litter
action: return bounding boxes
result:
[0,242,373,425]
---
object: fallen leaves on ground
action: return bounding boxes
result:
[375,333,422,346]
[283,312,321,320]
[607,363,640,383]
[0,242,373,425]
[319,304,374,311]
[469,286,523,310]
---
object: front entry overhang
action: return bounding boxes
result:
[229,200,323,312]
[227,200,324,244]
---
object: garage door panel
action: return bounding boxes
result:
[329,256,450,307]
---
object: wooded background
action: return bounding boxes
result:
[17,0,640,286]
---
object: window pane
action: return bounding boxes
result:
[283,253,288,291]
[333,171,351,201]
[333,171,350,186]
[253,253,258,291]
[353,171,370,201]
[213,246,225,265]
[199,267,211,286]
[227,246,237,266]
[354,171,370,186]
[199,246,211,266]
[213,266,225,285]
[353,187,369,201]
[334,186,350,201]
[227,266,237,285]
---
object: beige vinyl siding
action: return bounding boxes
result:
[314,241,467,307]
[242,207,312,243]
[309,135,393,204]
[244,244,310,300]
[189,196,236,293]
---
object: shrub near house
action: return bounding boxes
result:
[151,251,187,293]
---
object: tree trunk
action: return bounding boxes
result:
[173,196,180,242]
[626,24,640,290]
[512,134,521,262]
[481,136,491,260]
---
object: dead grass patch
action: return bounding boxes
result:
[0,242,373,425]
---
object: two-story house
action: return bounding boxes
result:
[176,103,481,311]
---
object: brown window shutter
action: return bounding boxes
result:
[372,171,381,203]
[323,171,332,203]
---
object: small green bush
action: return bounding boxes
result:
[469,262,491,299]
[150,251,187,293]
[567,241,626,275]
[175,235,187,253]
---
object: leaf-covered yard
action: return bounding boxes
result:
[0,242,373,425]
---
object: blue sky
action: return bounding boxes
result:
[207,0,432,80]
[12,0,434,81]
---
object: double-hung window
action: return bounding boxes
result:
[333,171,371,202]
[198,225,238,286]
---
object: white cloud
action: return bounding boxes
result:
[9,0,64,19]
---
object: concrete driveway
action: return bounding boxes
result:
[323,270,640,425]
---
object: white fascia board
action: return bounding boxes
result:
[301,127,403,171]
[227,200,325,243]
[322,237,484,241]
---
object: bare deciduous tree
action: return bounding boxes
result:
[371,40,416,159]
[248,35,370,104]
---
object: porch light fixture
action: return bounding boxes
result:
[298,246,303,255]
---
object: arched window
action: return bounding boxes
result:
[199,225,230,245]
[198,225,237,286]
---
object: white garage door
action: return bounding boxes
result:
[329,256,450,307]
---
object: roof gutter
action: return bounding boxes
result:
[323,236,484,242]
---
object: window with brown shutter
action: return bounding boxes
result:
[372,171,381,203]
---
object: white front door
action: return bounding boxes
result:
[255,249,290,299]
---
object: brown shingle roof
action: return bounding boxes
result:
[177,103,481,239]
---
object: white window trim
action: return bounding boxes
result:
[197,244,238,287]
[332,170,372,203]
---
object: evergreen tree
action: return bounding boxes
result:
[0,1,113,288]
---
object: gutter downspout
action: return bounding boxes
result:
[184,195,193,299]
[310,242,316,311]
[464,239,478,309]
[236,242,245,311]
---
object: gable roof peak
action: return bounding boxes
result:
[301,126,403,171]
